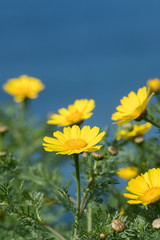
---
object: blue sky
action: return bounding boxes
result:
[1,0,160,133]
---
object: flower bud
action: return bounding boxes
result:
[134,136,144,144]
[84,208,87,214]
[147,78,160,93]
[0,152,6,157]
[111,219,125,232]
[0,124,8,134]
[100,233,106,239]
[92,152,104,161]
[152,218,160,229]
[123,123,133,131]
[108,146,118,155]
[82,152,88,158]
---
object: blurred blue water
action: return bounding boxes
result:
[1,0,160,132]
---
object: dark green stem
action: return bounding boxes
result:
[142,110,160,128]
[73,154,80,238]
[20,98,30,124]
[87,154,93,232]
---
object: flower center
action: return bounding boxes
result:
[64,139,87,150]
[66,111,83,125]
[139,187,160,204]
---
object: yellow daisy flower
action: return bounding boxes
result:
[3,75,45,102]
[43,125,105,155]
[116,122,152,140]
[124,168,160,205]
[116,167,138,180]
[147,78,160,93]
[47,99,95,126]
[111,86,153,125]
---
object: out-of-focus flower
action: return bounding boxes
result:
[111,87,153,125]
[47,99,95,126]
[3,75,45,102]
[116,122,152,141]
[0,123,9,134]
[147,78,160,93]
[120,209,124,216]
[116,167,138,180]
[43,125,105,155]
[124,168,160,205]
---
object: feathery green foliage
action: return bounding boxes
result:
[0,83,160,240]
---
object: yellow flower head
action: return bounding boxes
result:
[116,167,138,180]
[3,75,45,102]
[124,168,160,205]
[43,125,105,155]
[111,87,153,125]
[147,78,160,93]
[47,99,95,126]
[116,122,152,141]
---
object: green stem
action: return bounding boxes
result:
[0,134,4,151]
[43,224,67,240]
[87,154,93,232]
[87,206,92,232]
[20,98,29,125]
[142,110,160,128]
[73,154,81,238]
[136,142,148,173]
[80,179,93,216]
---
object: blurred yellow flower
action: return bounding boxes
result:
[3,75,45,102]
[116,122,152,141]
[120,209,124,216]
[147,78,160,93]
[116,167,138,180]
[47,99,95,126]
[124,168,160,205]
[43,125,105,155]
[111,87,153,125]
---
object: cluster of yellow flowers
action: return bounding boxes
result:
[2,75,160,206]
[116,122,152,141]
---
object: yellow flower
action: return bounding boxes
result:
[43,125,105,155]
[3,75,45,102]
[111,87,153,125]
[120,208,124,216]
[47,99,95,126]
[116,122,152,140]
[124,168,160,205]
[147,78,160,93]
[116,167,138,180]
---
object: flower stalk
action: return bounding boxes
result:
[142,110,160,128]
[87,154,93,232]
[74,154,81,237]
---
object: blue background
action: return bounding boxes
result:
[1,0,160,132]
